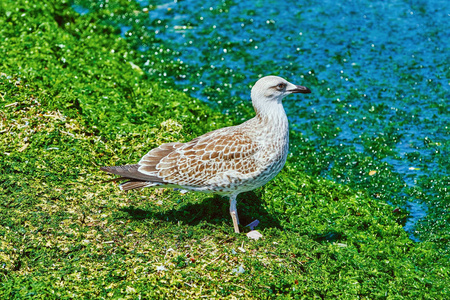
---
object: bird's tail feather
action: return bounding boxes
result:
[119,180,160,191]
[100,164,165,191]
[100,164,164,182]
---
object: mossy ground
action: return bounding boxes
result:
[0,0,449,298]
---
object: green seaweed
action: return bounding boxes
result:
[0,0,449,298]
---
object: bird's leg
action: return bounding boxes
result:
[229,195,240,233]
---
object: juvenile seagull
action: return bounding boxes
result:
[101,76,311,233]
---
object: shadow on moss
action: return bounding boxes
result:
[119,192,282,231]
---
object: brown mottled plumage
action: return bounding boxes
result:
[101,76,311,233]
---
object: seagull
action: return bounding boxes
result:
[101,76,311,233]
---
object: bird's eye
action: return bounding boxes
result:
[276,83,286,90]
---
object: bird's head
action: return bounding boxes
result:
[251,75,311,105]
[250,76,311,116]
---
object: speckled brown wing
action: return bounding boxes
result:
[138,127,260,188]
[137,142,185,174]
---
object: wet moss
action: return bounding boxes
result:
[0,0,449,299]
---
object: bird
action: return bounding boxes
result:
[101,75,311,233]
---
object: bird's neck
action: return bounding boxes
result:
[250,100,290,162]
[253,100,288,129]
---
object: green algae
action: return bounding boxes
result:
[0,0,449,298]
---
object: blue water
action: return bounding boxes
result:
[73,0,450,241]
[72,4,90,15]
[404,200,428,242]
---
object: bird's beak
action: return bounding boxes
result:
[287,85,311,94]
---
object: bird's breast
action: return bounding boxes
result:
[252,121,289,170]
